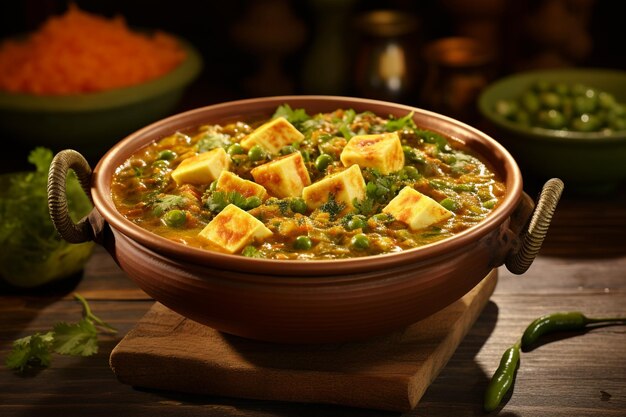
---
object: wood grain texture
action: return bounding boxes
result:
[1,186,625,417]
[109,270,497,412]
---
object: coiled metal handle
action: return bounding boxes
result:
[47,149,95,243]
[505,178,564,275]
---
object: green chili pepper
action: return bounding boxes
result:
[484,341,521,412]
[485,311,625,412]
[521,311,626,351]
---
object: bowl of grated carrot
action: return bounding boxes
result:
[0,5,202,161]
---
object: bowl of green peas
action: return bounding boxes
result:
[478,68,626,193]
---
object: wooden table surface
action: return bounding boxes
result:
[1,180,625,417]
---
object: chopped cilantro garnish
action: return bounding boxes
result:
[273,104,311,128]
[352,196,376,216]
[242,245,264,258]
[205,190,257,213]
[319,194,345,220]
[416,129,451,152]
[150,194,188,216]
[385,111,416,131]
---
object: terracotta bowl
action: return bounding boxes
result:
[47,96,563,344]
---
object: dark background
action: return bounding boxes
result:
[2,0,624,102]
[1,0,624,170]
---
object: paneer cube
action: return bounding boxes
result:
[240,117,304,154]
[198,204,272,254]
[251,152,311,198]
[340,132,404,174]
[302,164,366,211]
[382,186,453,230]
[170,147,230,185]
[216,171,268,199]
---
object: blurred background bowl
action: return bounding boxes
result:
[478,68,626,194]
[0,36,202,164]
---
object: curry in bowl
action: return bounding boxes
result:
[48,96,562,343]
[111,105,506,259]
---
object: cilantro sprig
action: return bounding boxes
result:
[204,190,261,213]
[319,194,345,221]
[5,293,117,373]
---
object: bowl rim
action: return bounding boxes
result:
[478,67,626,143]
[0,35,203,112]
[92,95,523,276]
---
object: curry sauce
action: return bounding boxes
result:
[111,105,506,259]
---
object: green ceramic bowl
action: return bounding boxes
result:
[0,36,202,162]
[478,68,626,194]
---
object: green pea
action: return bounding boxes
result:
[374,183,388,197]
[366,181,378,197]
[402,165,421,180]
[227,143,246,156]
[152,159,169,170]
[351,233,370,250]
[537,109,566,129]
[598,92,617,109]
[294,235,313,250]
[570,83,588,96]
[248,145,266,161]
[315,154,333,171]
[553,82,569,96]
[440,154,457,165]
[521,91,540,113]
[504,81,626,133]
[290,198,307,214]
[280,145,297,155]
[495,99,518,119]
[346,215,367,230]
[483,199,497,209]
[402,145,417,161]
[245,196,262,209]
[157,150,176,160]
[439,197,459,212]
[512,110,530,125]
[371,213,393,223]
[574,95,597,115]
[163,209,186,228]
[571,114,601,132]
[540,92,561,109]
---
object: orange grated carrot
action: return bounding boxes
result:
[0,4,187,95]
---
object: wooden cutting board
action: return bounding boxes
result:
[110,269,497,412]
